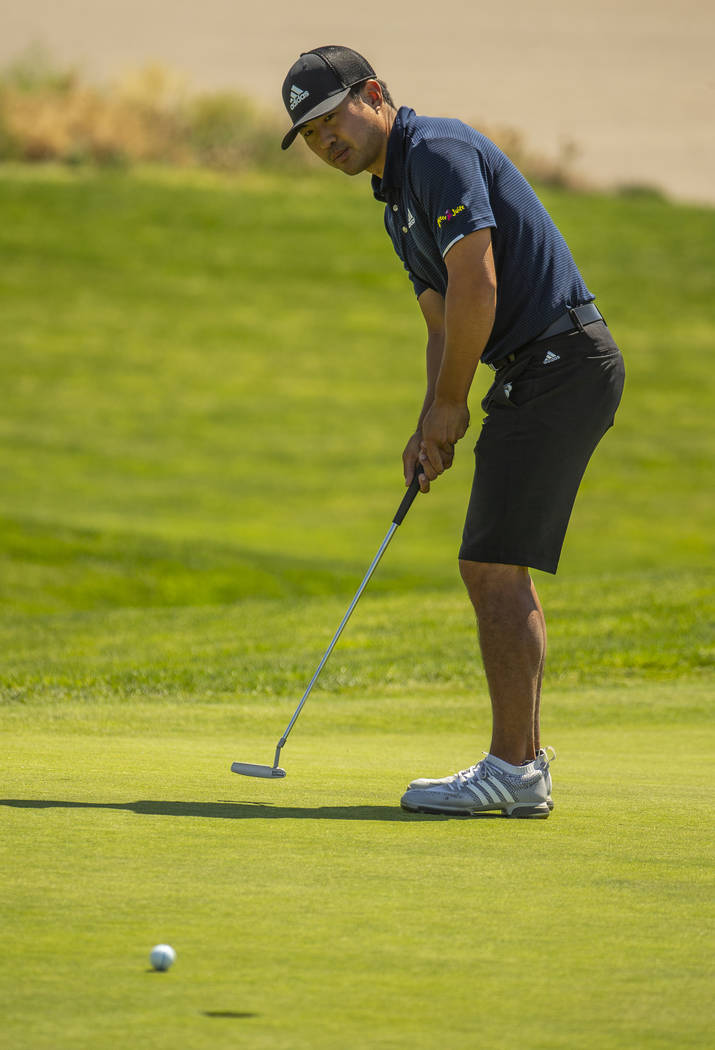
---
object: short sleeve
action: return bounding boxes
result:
[408,270,429,298]
[409,138,496,258]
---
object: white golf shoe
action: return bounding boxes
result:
[400,754,551,818]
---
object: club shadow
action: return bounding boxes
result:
[0,798,469,821]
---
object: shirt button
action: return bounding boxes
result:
[402,225,408,233]
[392,204,398,212]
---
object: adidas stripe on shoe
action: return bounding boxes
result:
[400,755,550,818]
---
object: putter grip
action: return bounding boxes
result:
[393,469,422,526]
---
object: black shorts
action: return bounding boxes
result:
[459,320,625,574]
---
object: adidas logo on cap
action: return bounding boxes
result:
[543,350,560,365]
[289,84,309,110]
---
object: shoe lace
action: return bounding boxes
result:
[449,753,553,792]
[539,746,557,770]
[453,760,488,788]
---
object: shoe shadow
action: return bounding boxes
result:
[0,798,460,821]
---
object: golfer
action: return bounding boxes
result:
[280,46,625,817]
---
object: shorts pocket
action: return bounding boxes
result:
[481,354,536,413]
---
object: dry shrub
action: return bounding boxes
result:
[0,49,303,172]
[1,82,185,165]
[0,49,582,185]
[188,93,280,171]
[475,123,585,190]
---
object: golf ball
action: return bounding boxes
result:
[149,944,176,971]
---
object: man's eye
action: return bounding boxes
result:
[302,128,312,139]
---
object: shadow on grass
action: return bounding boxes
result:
[202,1011,259,1019]
[0,798,479,821]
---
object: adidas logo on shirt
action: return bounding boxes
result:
[289,84,309,110]
[407,209,415,229]
[543,350,560,365]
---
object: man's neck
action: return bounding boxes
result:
[367,106,397,179]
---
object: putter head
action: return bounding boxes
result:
[231,761,287,779]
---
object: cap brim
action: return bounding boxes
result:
[281,88,351,149]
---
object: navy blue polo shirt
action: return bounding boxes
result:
[371,107,593,363]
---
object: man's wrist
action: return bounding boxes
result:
[432,388,469,409]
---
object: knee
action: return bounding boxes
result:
[459,560,529,610]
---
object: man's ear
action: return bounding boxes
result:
[361,79,384,110]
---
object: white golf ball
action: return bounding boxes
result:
[149,944,176,971]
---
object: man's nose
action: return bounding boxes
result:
[318,124,336,150]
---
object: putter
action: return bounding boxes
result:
[231,469,423,779]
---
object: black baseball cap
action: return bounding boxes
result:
[281,45,376,150]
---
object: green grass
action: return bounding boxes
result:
[3,721,713,1050]
[1,163,713,1048]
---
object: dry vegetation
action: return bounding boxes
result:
[0,47,581,185]
[0,48,303,172]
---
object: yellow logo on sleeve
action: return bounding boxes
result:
[437,204,466,229]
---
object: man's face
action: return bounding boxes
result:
[299,88,387,176]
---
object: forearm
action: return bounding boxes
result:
[410,230,496,486]
[435,274,496,403]
[416,330,445,430]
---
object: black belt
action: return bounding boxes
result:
[486,303,604,372]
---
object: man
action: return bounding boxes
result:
[280,46,625,818]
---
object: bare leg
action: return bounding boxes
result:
[531,579,546,753]
[459,560,546,766]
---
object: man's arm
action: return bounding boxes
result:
[402,287,445,490]
[418,228,497,485]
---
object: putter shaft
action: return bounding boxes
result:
[272,471,422,767]
[273,520,398,767]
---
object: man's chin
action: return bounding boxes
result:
[331,150,364,176]
[340,158,368,177]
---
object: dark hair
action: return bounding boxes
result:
[350,78,395,108]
